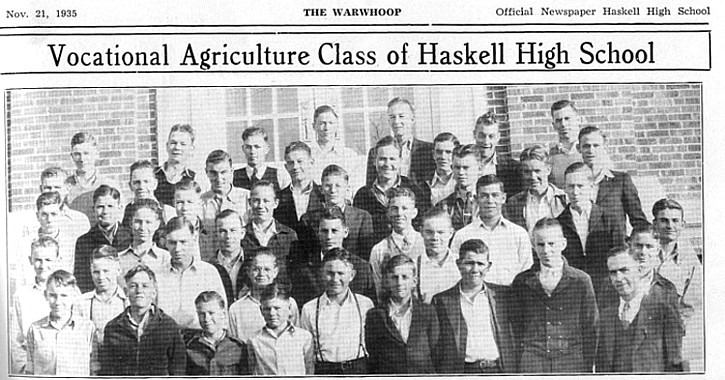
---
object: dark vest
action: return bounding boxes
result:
[154,168,196,207]
[233,167,280,191]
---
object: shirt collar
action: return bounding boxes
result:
[421,248,455,266]
[388,297,413,318]
[429,170,453,187]
[158,163,193,178]
[482,152,498,166]
[246,164,268,179]
[126,243,161,259]
[571,201,592,216]
[93,285,127,301]
[252,219,277,235]
[554,142,578,155]
[263,322,295,339]
[475,215,507,230]
[320,288,352,307]
[45,313,78,330]
[216,248,244,268]
[291,180,313,195]
[373,176,401,193]
[458,283,486,303]
[592,166,615,184]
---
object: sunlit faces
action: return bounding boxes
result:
[206,160,233,195]
[70,142,99,173]
[321,174,349,208]
[45,281,76,320]
[29,246,57,283]
[387,102,414,141]
[421,215,454,257]
[249,186,279,224]
[242,134,270,168]
[474,123,500,160]
[522,159,551,194]
[607,253,640,300]
[125,271,157,311]
[630,232,660,276]
[216,215,244,256]
[248,254,279,287]
[375,145,400,181]
[166,131,194,165]
[196,300,227,336]
[577,132,607,167]
[174,188,202,220]
[91,258,121,293]
[131,207,161,244]
[284,150,314,185]
[475,183,506,221]
[95,195,121,228]
[387,196,418,233]
[452,154,482,190]
[532,226,567,268]
[167,227,196,268]
[551,105,581,144]
[317,218,349,252]
[564,170,593,211]
[40,176,69,201]
[457,250,490,288]
[322,259,356,298]
[314,111,339,145]
[260,297,291,330]
[653,208,684,244]
[385,263,417,303]
[433,140,456,173]
[129,167,158,200]
[37,203,62,235]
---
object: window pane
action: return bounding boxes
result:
[276,88,299,113]
[251,88,273,116]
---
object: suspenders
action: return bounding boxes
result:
[314,292,365,362]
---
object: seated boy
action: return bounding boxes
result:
[247,284,314,375]
[233,126,291,191]
[186,291,249,375]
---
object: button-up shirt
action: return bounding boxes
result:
[10,283,48,374]
[460,286,499,362]
[228,289,300,342]
[216,249,245,294]
[570,202,592,250]
[416,250,461,303]
[247,324,314,375]
[398,138,413,177]
[482,153,498,177]
[369,230,425,300]
[310,142,364,192]
[118,244,171,280]
[73,286,128,343]
[299,290,375,362]
[388,298,413,343]
[524,185,567,233]
[592,166,615,201]
[251,220,277,247]
[201,187,250,226]
[291,181,314,220]
[25,314,98,375]
[549,142,583,189]
[245,164,291,190]
[371,176,401,208]
[450,217,533,286]
[428,170,456,206]
[619,291,645,324]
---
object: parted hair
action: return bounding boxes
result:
[36,191,62,210]
[195,290,226,309]
[321,164,349,182]
[31,236,60,256]
[70,132,97,147]
[319,205,347,227]
[169,124,196,143]
[551,99,577,114]
[93,184,122,204]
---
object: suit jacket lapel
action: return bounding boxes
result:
[382,305,406,344]
[588,204,603,236]
[441,290,464,353]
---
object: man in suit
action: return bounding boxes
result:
[365,98,435,186]
[473,112,523,197]
[207,210,248,304]
[578,126,649,236]
[274,141,324,235]
[416,132,460,215]
[595,246,684,372]
[432,239,514,374]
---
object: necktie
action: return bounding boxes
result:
[251,167,259,186]
[620,302,631,329]
[402,236,412,252]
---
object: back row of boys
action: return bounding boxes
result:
[9,97,702,374]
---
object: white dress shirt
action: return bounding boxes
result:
[460,287,499,362]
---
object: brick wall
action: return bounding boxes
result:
[6,89,158,212]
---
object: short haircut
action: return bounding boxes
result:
[31,236,60,257]
[216,209,243,225]
[564,162,593,177]
[40,167,67,182]
[259,282,290,303]
[314,105,338,121]
[124,264,157,286]
[433,132,460,147]
[551,99,577,114]
[475,111,499,129]
[458,239,490,260]
[165,216,195,236]
[90,245,119,264]
[46,270,77,288]
[321,164,349,182]
[578,126,606,142]
[206,149,232,167]
[129,160,156,178]
[174,177,202,194]
[420,205,452,226]
[607,244,634,260]
[93,184,121,204]
[168,124,196,144]
[382,254,417,277]
[628,224,656,242]
[250,180,278,200]
[36,191,62,210]
[387,97,415,114]
[195,290,226,309]
[250,247,278,267]
[453,144,483,162]
[319,206,347,228]
[284,141,312,158]
[519,144,550,164]
[242,126,268,142]
[652,198,684,219]
[129,198,162,222]
[70,132,97,147]
[387,186,417,205]
[375,135,402,158]
[532,217,564,237]
[321,247,354,268]
[476,174,505,193]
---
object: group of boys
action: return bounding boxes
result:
[8,97,702,375]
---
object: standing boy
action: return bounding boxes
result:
[419,132,460,208]
[174,178,214,261]
[548,100,584,189]
[437,144,484,230]
[275,141,325,234]
[472,112,523,196]
[122,160,176,228]
[155,124,208,207]
[208,209,247,304]
[415,207,460,304]
[233,126,291,191]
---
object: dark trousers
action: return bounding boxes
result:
[315,357,368,374]
[464,359,502,374]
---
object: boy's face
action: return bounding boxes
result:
[314,111,338,144]
[70,142,99,172]
[249,186,278,223]
[260,297,291,330]
[387,196,417,233]
[522,159,551,194]
[375,145,400,181]
[421,215,453,256]
[322,259,355,298]
[457,250,490,288]
[206,160,233,195]
[37,203,62,235]
[40,176,69,201]
[532,226,567,267]
[216,215,244,255]
[166,131,194,164]
[174,188,202,220]
[475,183,506,220]
[95,194,121,228]
[653,208,684,244]
[284,149,314,185]
[91,258,121,293]
[564,171,593,209]
[388,102,414,140]
[608,253,640,299]
[167,227,196,268]
[385,264,417,302]
[129,168,158,200]
[321,174,349,208]
[249,254,278,287]
[131,207,160,244]
[630,232,660,276]
[318,218,348,251]
[577,132,607,167]
[125,271,156,311]
[551,105,581,144]
[242,134,270,167]
[46,282,75,320]
[452,154,482,190]
[474,123,500,160]
[433,140,456,173]
[196,300,227,336]
[30,246,57,283]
